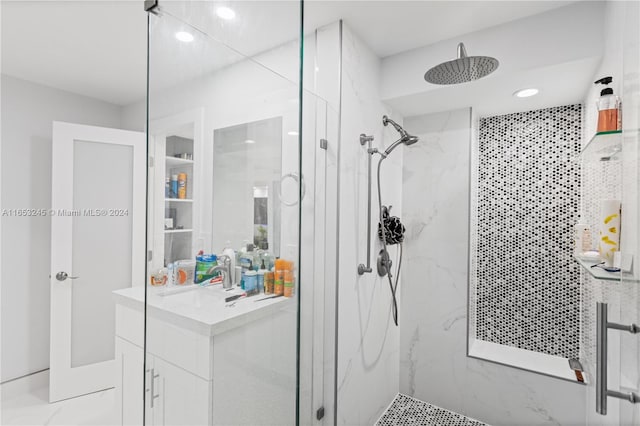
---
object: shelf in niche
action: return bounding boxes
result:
[581,130,622,161]
[165,198,193,203]
[164,229,193,234]
[573,255,639,282]
[468,339,586,384]
[166,156,194,167]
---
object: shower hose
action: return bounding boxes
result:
[376,156,402,326]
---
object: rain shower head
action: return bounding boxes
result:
[382,115,419,156]
[424,42,499,85]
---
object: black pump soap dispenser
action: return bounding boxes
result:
[594,76,621,133]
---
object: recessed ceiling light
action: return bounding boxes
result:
[288,131,299,136]
[514,88,539,98]
[245,139,256,144]
[175,31,194,43]
[216,6,236,20]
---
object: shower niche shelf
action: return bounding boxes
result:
[574,256,638,282]
[574,256,622,281]
[581,130,622,161]
[467,339,587,384]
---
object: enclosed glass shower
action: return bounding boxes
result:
[135,2,340,424]
[134,1,640,426]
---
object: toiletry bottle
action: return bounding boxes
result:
[264,271,274,294]
[165,176,170,198]
[257,260,267,293]
[170,174,178,198]
[274,259,284,296]
[167,262,174,286]
[574,224,592,255]
[283,261,294,298]
[595,77,621,133]
[178,173,187,199]
[261,250,274,271]
[244,270,258,295]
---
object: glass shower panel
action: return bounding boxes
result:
[140,2,302,425]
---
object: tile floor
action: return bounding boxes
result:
[376,394,488,426]
[3,373,489,426]
[1,372,118,426]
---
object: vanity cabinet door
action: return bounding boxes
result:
[115,337,144,426]
[152,357,211,426]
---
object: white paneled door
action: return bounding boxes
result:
[49,122,145,402]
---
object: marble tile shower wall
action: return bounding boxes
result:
[400,108,585,425]
[473,105,582,358]
[336,24,403,426]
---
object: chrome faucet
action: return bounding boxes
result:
[207,255,232,289]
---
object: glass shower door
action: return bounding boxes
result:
[129,2,304,424]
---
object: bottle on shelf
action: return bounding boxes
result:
[170,174,178,199]
[178,173,187,199]
[594,76,621,133]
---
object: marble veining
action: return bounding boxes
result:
[336,23,401,425]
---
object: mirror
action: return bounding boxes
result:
[212,116,282,255]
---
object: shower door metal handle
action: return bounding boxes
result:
[596,302,640,415]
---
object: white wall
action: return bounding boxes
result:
[400,108,586,425]
[0,75,127,382]
[335,24,404,425]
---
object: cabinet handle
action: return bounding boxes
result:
[146,368,160,408]
[596,302,640,415]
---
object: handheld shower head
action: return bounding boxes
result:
[382,115,419,155]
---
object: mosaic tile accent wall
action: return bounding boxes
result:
[376,394,488,426]
[472,104,582,358]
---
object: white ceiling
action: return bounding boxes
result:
[1,0,579,106]
[379,0,605,117]
[306,1,576,58]
[1,1,148,106]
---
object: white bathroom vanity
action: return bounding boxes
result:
[113,285,296,425]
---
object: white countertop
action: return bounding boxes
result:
[113,284,293,336]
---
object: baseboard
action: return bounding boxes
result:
[0,369,49,401]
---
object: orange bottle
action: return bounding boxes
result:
[178,173,187,199]
[274,259,284,296]
[283,261,294,298]
[595,77,621,133]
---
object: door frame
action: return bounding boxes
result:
[49,121,145,402]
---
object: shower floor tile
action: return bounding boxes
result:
[376,394,488,426]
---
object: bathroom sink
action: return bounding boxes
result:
[153,284,231,307]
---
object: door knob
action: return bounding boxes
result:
[55,271,79,281]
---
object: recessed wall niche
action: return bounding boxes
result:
[468,104,583,380]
